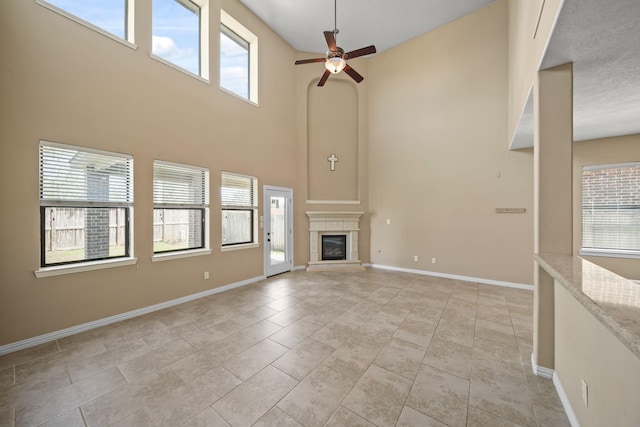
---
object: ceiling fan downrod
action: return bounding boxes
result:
[293,0,376,86]
[332,0,339,45]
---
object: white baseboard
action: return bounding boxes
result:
[366,263,533,291]
[0,265,531,355]
[553,372,581,427]
[530,353,580,426]
[0,275,265,356]
[530,352,554,379]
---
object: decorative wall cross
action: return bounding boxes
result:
[327,153,339,171]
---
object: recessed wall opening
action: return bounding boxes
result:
[321,234,347,261]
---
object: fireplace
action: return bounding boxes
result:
[322,235,347,261]
[306,211,365,271]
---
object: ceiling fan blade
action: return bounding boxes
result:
[295,57,326,65]
[324,31,337,51]
[343,65,364,83]
[317,70,331,86]
[345,45,377,60]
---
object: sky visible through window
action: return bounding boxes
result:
[152,0,200,75]
[220,27,249,99]
[45,0,126,39]
[44,0,250,91]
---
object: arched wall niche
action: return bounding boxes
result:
[306,77,359,201]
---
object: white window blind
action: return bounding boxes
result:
[153,161,209,208]
[581,162,640,256]
[221,171,257,246]
[39,141,133,267]
[221,172,257,209]
[39,141,133,205]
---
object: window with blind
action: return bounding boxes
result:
[581,162,640,258]
[221,171,258,246]
[153,160,209,254]
[39,141,133,267]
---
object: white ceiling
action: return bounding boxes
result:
[238,0,495,54]
[513,0,640,148]
[238,0,640,148]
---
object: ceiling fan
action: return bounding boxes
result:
[295,0,377,87]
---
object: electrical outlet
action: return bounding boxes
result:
[414,255,419,262]
[432,257,436,264]
[204,271,210,280]
[581,379,588,407]
[386,219,391,225]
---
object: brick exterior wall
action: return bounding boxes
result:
[582,165,640,207]
[188,209,203,248]
[582,164,640,251]
[85,167,110,259]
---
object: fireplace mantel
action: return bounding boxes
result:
[306,211,365,271]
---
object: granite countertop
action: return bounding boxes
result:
[535,253,640,359]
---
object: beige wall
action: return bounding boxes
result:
[293,53,372,267]
[307,80,359,201]
[0,0,575,346]
[507,0,564,144]
[555,283,640,426]
[532,63,574,370]
[573,134,640,280]
[0,0,301,345]
[368,0,534,285]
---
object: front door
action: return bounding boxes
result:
[264,186,293,277]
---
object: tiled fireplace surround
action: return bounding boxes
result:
[306,211,365,271]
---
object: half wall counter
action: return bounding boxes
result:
[535,253,640,427]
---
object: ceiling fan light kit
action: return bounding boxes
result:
[295,0,376,86]
[325,56,346,74]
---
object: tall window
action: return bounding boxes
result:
[152,0,209,78]
[220,24,249,98]
[220,10,258,103]
[581,162,640,257]
[37,0,134,43]
[221,172,258,246]
[153,161,209,254]
[39,141,133,267]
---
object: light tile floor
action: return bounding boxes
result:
[0,269,570,426]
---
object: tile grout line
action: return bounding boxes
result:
[79,405,89,427]
[271,281,408,427]
[1,272,558,427]
[274,301,389,426]
[391,284,449,427]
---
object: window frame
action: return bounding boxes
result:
[40,206,131,267]
[220,10,258,104]
[152,160,211,261]
[36,141,136,277]
[579,162,640,259]
[36,0,136,48]
[220,24,249,98]
[150,0,210,80]
[221,171,259,249]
